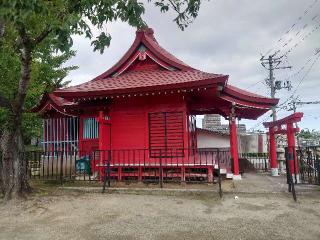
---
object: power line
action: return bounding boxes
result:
[277,21,320,57]
[284,95,320,112]
[249,106,284,131]
[278,51,320,109]
[260,55,292,121]
[279,48,320,83]
[264,0,319,56]
[250,49,319,130]
[289,51,320,95]
[247,79,264,90]
[251,2,320,98]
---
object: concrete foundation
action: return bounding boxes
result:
[233,175,242,180]
[271,168,279,176]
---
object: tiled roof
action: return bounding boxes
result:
[142,29,191,69]
[223,85,279,105]
[31,92,76,114]
[55,69,227,98]
[38,27,278,117]
[48,93,74,106]
[90,28,193,82]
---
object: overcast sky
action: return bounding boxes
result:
[65,0,320,132]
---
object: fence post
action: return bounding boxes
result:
[264,157,268,172]
[159,149,163,188]
[285,147,297,201]
[102,150,111,193]
[107,150,111,187]
[60,151,63,185]
[285,148,291,192]
[293,149,297,184]
[217,149,222,199]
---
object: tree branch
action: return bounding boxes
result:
[33,27,52,45]
[0,94,11,109]
[167,0,181,14]
[12,26,32,115]
[0,21,4,38]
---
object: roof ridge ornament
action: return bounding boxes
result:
[136,27,154,36]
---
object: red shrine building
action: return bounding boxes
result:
[33,28,278,181]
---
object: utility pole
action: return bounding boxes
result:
[260,54,292,121]
[287,97,320,113]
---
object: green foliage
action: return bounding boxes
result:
[1,1,202,53]
[0,0,203,143]
[298,129,320,139]
[150,0,202,30]
[0,32,77,143]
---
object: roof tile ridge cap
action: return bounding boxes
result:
[87,32,144,82]
[142,33,194,70]
[226,84,273,100]
[50,91,70,104]
[195,69,228,76]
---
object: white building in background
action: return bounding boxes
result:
[197,128,267,153]
[199,114,268,153]
[202,114,246,134]
[197,128,230,149]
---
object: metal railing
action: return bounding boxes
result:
[25,148,232,186]
[285,147,297,201]
[296,146,320,185]
[238,153,269,172]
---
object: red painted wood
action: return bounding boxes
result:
[273,128,299,135]
[287,123,299,174]
[79,115,99,154]
[269,127,277,170]
[264,113,303,175]
[263,112,303,128]
[229,118,239,176]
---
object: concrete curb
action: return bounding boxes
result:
[59,187,219,197]
[58,186,319,197]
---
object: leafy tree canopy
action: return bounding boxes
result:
[0,0,202,199]
[0,0,202,142]
[0,0,201,54]
[0,30,77,143]
[298,129,320,139]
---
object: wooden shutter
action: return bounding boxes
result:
[149,112,184,157]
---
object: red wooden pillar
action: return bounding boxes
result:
[208,166,213,183]
[97,111,108,180]
[269,127,278,176]
[229,118,241,180]
[286,123,299,176]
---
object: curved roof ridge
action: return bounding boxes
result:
[222,84,279,105]
[142,29,192,70]
[89,28,193,82]
[31,92,75,113]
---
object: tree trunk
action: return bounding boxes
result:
[0,125,30,200]
[0,43,32,200]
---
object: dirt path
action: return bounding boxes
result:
[0,190,320,240]
[0,173,319,240]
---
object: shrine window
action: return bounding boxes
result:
[148,112,184,157]
[83,117,99,139]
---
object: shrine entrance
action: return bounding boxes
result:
[263,112,303,178]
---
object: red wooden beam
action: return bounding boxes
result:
[273,127,300,135]
[263,112,303,128]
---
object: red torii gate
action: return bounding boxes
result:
[263,112,303,176]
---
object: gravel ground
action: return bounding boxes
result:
[0,190,320,240]
[0,174,319,240]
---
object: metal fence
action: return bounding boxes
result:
[296,146,320,185]
[238,153,269,172]
[25,148,231,185]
